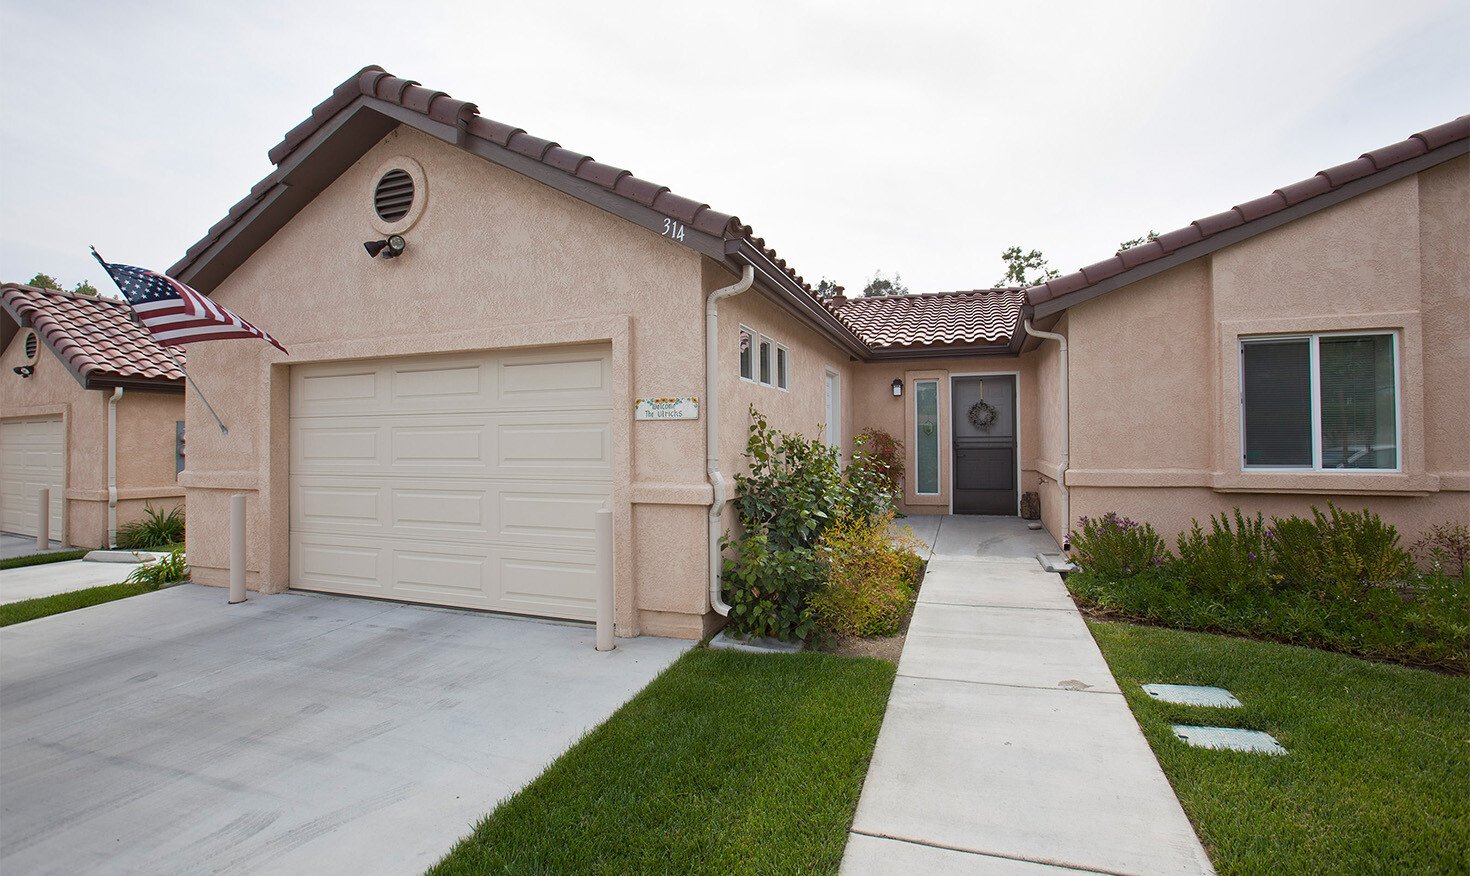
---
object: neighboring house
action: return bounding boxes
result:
[1,285,187,548]
[167,65,1468,638]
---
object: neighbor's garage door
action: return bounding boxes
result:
[289,345,613,620]
[0,416,64,540]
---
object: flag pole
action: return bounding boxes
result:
[90,247,229,435]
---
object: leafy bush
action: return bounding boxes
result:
[124,548,188,590]
[1409,522,1470,577]
[852,428,904,501]
[1267,503,1413,598]
[116,505,185,550]
[809,511,925,638]
[1070,512,1168,580]
[721,409,920,641]
[1174,510,1272,598]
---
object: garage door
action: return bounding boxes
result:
[289,346,613,620]
[0,416,64,540]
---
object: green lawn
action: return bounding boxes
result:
[0,548,89,571]
[429,648,895,876]
[1090,620,1470,875]
[0,580,162,627]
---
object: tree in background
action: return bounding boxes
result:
[1119,230,1159,250]
[994,246,1060,288]
[861,271,909,297]
[812,278,841,298]
[25,273,99,296]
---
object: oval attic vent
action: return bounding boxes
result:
[24,331,38,361]
[373,169,415,222]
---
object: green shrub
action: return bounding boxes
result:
[731,407,845,553]
[1070,512,1169,579]
[851,428,903,507]
[1267,503,1412,597]
[116,505,185,550]
[720,533,822,641]
[124,548,188,590]
[1174,510,1272,598]
[809,511,925,638]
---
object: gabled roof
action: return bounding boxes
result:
[170,65,870,358]
[827,288,1027,357]
[1,284,185,391]
[1027,116,1470,318]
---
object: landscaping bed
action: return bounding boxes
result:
[1066,509,1468,672]
[0,549,188,627]
[428,648,896,876]
[1089,620,1470,875]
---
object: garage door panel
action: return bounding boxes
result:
[289,346,612,621]
[1,416,64,540]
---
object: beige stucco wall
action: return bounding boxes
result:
[1062,156,1469,543]
[184,124,738,638]
[0,329,183,547]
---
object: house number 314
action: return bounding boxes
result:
[662,218,686,241]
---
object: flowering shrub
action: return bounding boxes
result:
[1069,512,1169,580]
[809,511,925,638]
[1265,503,1413,598]
[1174,510,1273,598]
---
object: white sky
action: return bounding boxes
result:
[1,1,1467,297]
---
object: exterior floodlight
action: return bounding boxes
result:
[13,365,34,378]
[364,235,407,259]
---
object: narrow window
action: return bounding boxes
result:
[1241,332,1398,471]
[739,327,754,381]
[915,380,939,494]
[776,346,789,390]
[759,338,773,385]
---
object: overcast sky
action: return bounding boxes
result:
[2,1,1466,297]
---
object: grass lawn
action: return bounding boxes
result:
[429,648,895,876]
[1090,620,1470,875]
[0,549,89,571]
[0,580,163,627]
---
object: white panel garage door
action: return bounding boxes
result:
[0,416,64,540]
[289,346,613,620]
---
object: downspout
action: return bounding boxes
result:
[1023,319,1071,551]
[706,265,755,615]
[107,387,123,548]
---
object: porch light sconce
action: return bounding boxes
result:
[891,379,903,397]
[363,234,407,259]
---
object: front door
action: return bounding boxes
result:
[951,375,1017,515]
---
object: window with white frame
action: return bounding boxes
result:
[776,345,789,390]
[758,336,773,385]
[1240,332,1399,471]
[739,326,754,381]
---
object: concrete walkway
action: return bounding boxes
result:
[842,516,1213,875]
[0,559,146,604]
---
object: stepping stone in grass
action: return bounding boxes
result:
[1172,725,1286,755]
[1142,684,1242,708]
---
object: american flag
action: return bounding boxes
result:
[97,258,287,353]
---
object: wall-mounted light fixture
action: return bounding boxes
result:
[13,365,34,379]
[891,378,903,397]
[363,234,407,259]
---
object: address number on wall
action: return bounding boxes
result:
[661,218,687,242]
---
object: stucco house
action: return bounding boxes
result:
[1,285,186,548]
[166,65,1468,639]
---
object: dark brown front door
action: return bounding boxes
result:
[952,375,1017,515]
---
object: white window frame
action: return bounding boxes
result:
[758,335,774,386]
[738,325,756,382]
[1239,330,1401,473]
[776,345,790,391]
[825,368,841,450]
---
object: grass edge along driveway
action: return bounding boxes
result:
[429,648,895,876]
[1089,620,1469,875]
[0,579,167,627]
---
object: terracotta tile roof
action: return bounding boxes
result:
[173,66,828,306]
[828,288,1027,350]
[1,284,185,389]
[1028,116,1470,311]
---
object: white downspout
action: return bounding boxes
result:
[107,387,123,548]
[1023,319,1071,551]
[706,265,755,615]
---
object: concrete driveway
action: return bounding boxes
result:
[0,584,690,875]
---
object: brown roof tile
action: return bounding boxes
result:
[1028,116,1470,311]
[1,284,185,388]
[828,289,1027,350]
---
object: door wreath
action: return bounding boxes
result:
[967,400,998,431]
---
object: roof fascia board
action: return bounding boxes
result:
[867,343,1015,361]
[723,239,870,359]
[173,183,294,289]
[1032,139,1469,319]
[84,375,185,393]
